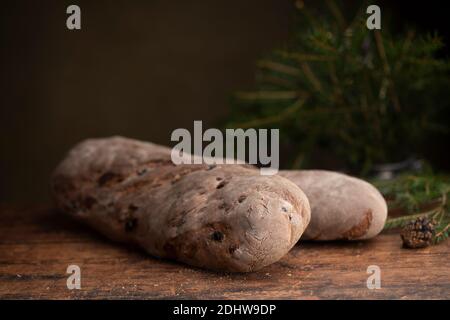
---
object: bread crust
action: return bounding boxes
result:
[280,170,387,240]
[52,137,311,272]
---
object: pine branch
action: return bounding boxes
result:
[384,211,436,229]
[434,223,450,244]
[375,173,450,245]
[226,0,450,173]
[232,98,307,128]
[275,51,335,62]
[256,60,301,77]
[325,0,346,30]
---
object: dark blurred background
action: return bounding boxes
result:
[1,0,449,203]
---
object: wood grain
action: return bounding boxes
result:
[0,205,448,299]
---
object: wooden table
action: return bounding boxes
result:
[0,205,448,299]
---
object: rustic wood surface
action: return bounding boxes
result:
[0,205,449,299]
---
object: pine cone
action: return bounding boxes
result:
[401,216,435,248]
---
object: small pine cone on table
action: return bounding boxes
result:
[401,216,436,249]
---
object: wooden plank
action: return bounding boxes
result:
[0,206,448,299]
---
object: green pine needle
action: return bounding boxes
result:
[373,174,450,246]
[225,0,450,173]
